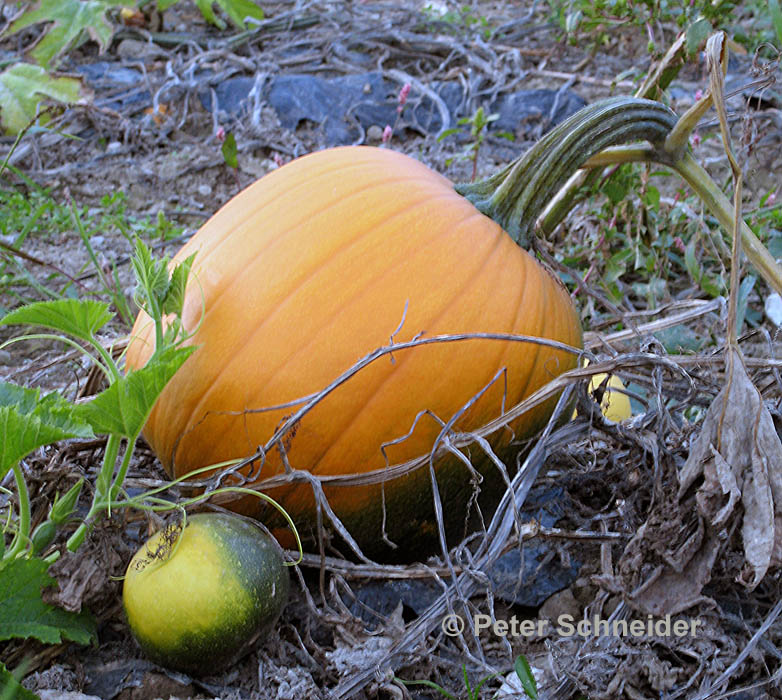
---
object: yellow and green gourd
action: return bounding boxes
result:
[123,513,289,674]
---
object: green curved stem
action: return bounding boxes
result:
[672,152,782,295]
[5,464,31,559]
[0,333,117,384]
[108,434,140,507]
[455,97,680,248]
[66,434,122,552]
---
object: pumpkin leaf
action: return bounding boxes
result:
[0,660,39,700]
[0,557,96,645]
[0,382,93,481]
[628,347,782,617]
[131,240,195,343]
[685,17,712,55]
[0,298,112,343]
[74,345,196,438]
[161,253,196,318]
[2,0,123,69]
[0,63,89,135]
[131,237,171,309]
[194,0,264,30]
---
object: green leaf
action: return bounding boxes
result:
[156,0,179,9]
[221,131,238,169]
[603,178,630,205]
[2,0,123,69]
[0,63,88,135]
[768,231,782,260]
[437,128,461,141]
[643,185,660,212]
[685,17,712,55]
[131,238,171,311]
[655,324,704,353]
[0,557,96,645]
[194,0,221,27]
[0,661,39,700]
[194,0,264,29]
[699,272,724,299]
[684,236,702,284]
[0,383,93,480]
[513,655,538,700]
[74,345,196,437]
[162,253,196,317]
[0,299,112,343]
[604,248,632,285]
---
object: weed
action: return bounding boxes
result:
[0,0,265,134]
[547,0,744,53]
[0,186,184,318]
[394,654,538,699]
[439,106,513,181]
[420,3,494,40]
[551,159,782,335]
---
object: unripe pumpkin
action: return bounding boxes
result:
[123,513,289,674]
[127,100,677,559]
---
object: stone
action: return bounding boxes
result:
[366,124,384,141]
[198,71,586,147]
[115,39,164,60]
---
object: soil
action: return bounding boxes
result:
[2,1,782,699]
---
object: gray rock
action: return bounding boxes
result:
[489,88,587,136]
[199,70,586,146]
[115,38,164,60]
[74,63,151,112]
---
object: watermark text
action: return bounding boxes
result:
[441,613,701,639]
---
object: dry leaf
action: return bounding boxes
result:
[679,347,782,589]
[620,347,782,616]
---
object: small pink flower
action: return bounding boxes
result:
[691,131,701,147]
[694,89,703,101]
[215,126,226,142]
[382,125,393,143]
[273,153,284,168]
[674,236,686,254]
[397,83,411,112]
[768,191,777,206]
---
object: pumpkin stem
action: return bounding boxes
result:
[455,97,679,248]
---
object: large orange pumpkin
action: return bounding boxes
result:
[127,97,676,559]
[126,99,676,558]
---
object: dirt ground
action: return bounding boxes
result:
[3,1,782,699]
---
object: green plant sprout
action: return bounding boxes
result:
[395,654,538,699]
[0,180,185,315]
[439,106,512,181]
[420,4,493,40]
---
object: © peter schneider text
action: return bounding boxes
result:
[441,613,702,639]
